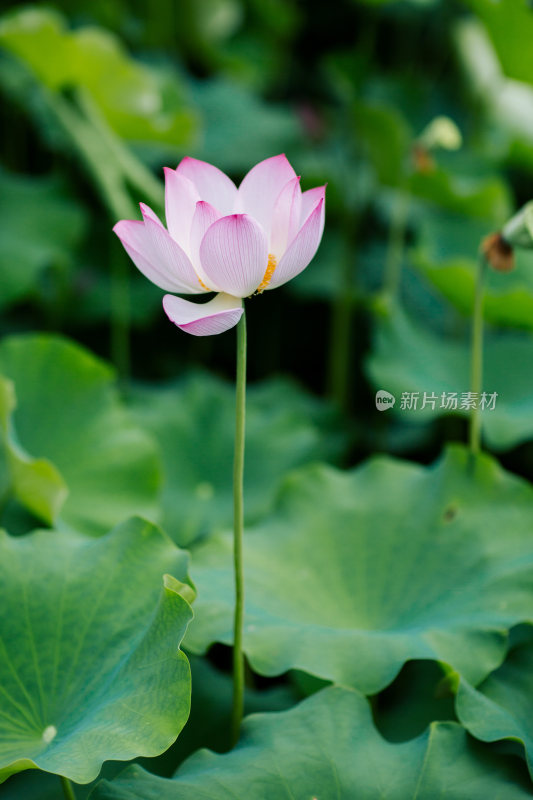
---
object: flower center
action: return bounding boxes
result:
[198,276,211,291]
[256,254,277,293]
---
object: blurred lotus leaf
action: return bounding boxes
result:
[455,18,533,167]
[463,0,533,85]
[366,304,533,450]
[409,168,511,223]
[0,376,66,525]
[189,78,302,172]
[412,209,533,331]
[457,625,533,779]
[0,335,161,535]
[0,6,197,147]
[130,371,345,547]
[354,101,411,186]
[0,167,86,309]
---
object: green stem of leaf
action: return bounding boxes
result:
[231,310,247,746]
[75,88,164,213]
[46,92,136,380]
[469,253,486,456]
[60,776,76,800]
[383,186,409,299]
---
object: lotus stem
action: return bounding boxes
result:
[383,185,409,299]
[47,92,136,380]
[60,777,76,800]
[231,309,247,745]
[469,252,486,456]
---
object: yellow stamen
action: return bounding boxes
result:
[256,254,277,293]
[198,276,211,291]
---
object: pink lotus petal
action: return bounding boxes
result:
[300,185,326,226]
[238,154,297,236]
[176,157,237,215]
[114,204,202,294]
[164,169,200,251]
[163,292,243,336]
[270,176,302,258]
[139,202,163,225]
[267,198,325,289]
[190,201,222,288]
[199,214,269,298]
[140,207,202,292]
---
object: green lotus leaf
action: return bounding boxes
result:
[409,169,511,223]
[413,210,533,331]
[0,517,193,785]
[137,655,299,778]
[0,168,86,310]
[0,335,160,535]
[366,303,533,451]
[185,445,533,693]
[373,660,456,743]
[353,101,411,186]
[0,655,297,800]
[0,7,196,147]
[91,686,533,799]
[129,372,344,546]
[0,376,66,525]
[456,625,533,779]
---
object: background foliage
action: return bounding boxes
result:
[1,0,533,797]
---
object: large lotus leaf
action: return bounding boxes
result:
[0,377,66,525]
[129,372,344,546]
[0,655,296,799]
[413,210,533,331]
[456,626,533,779]
[0,335,160,535]
[366,304,533,451]
[91,686,533,799]
[185,445,533,693]
[0,517,193,784]
[0,7,196,147]
[0,168,86,310]
[136,655,299,778]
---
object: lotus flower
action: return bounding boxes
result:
[113,155,325,335]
